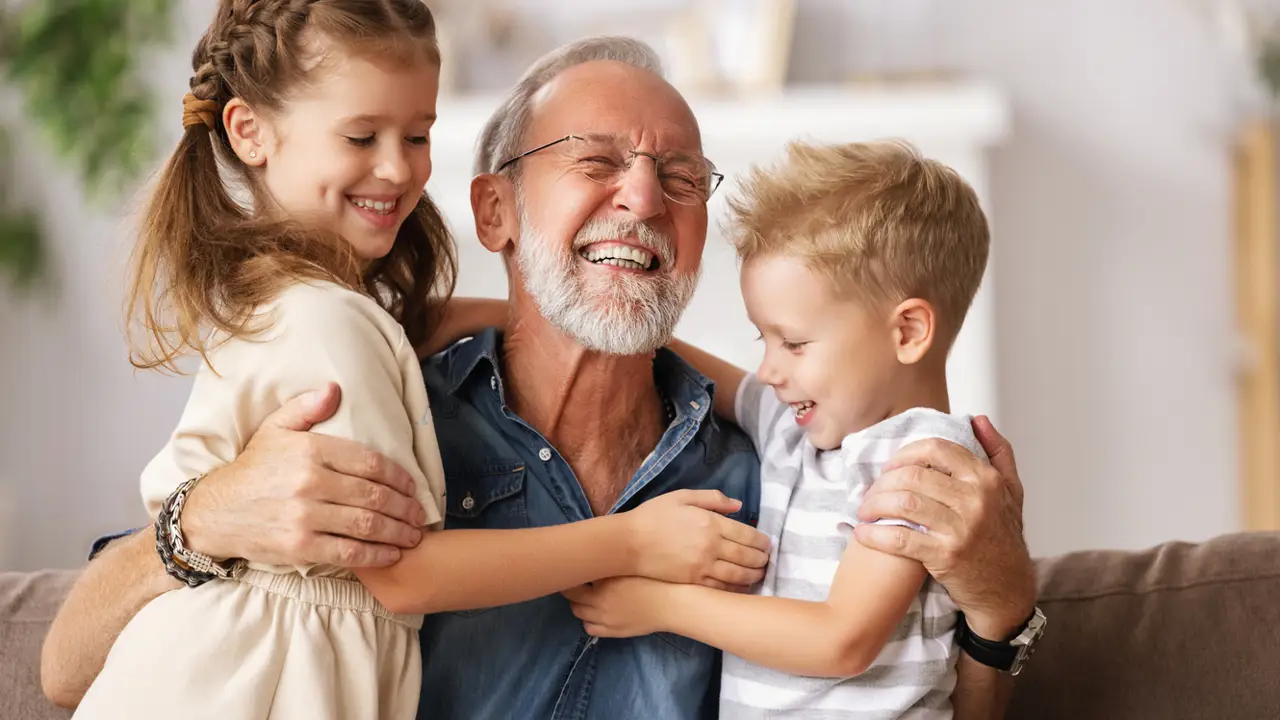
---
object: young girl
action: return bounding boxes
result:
[73,3,766,718]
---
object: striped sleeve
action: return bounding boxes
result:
[733,373,790,455]
[839,409,985,533]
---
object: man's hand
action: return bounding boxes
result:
[564,577,671,638]
[181,383,428,568]
[853,416,1036,639]
[624,489,771,590]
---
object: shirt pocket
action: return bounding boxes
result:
[445,462,529,530]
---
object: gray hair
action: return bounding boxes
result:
[474,36,665,177]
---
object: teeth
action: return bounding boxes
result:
[350,197,397,214]
[580,245,655,269]
[597,257,644,270]
[792,401,814,418]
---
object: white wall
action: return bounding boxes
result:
[0,0,1251,569]
[940,0,1246,555]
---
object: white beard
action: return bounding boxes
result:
[514,209,700,356]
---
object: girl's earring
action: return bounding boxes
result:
[249,150,258,160]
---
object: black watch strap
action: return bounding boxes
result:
[955,607,1045,675]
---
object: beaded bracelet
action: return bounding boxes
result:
[154,474,245,588]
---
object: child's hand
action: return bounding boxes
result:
[564,577,671,638]
[623,489,771,589]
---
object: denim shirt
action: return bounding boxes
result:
[417,329,761,720]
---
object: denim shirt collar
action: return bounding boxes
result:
[435,327,719,428]
[435,328,504,396]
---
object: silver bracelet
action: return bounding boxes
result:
[157,474,245,586]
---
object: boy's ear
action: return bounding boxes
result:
[471,174,520,255]
[223,98,267,167]
[890,298,936,364]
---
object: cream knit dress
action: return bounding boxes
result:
[74,280,447,720]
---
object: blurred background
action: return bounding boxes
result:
[3,0,1280,571]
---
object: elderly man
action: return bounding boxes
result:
[42,37,1038,719]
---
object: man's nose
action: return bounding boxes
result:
[611,157,667,222]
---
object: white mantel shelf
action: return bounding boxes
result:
[426,81,1012,423]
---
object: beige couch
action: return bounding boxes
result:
[4,532,1279,719]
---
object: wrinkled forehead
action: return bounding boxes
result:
[527,61,703,156]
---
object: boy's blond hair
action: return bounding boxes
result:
[727,139,989,346]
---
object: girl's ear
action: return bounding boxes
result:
[223,98,267,167]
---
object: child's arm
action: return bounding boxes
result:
[418,296,508,358]
[360,487,770,615]
[568,538,926,678]
[144,286,770,616]
[569,415,980,677]
[665,339,746,423]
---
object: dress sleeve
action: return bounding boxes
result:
[138,283,446,529]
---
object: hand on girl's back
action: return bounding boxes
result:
[184,383,427,569]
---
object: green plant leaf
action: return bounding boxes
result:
[0,209,44,287]
[0,0,172,289]
[1260,36,1280,99]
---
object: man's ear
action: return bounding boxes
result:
[223,98,267,167]
[471,173,519,255]
[890,298,936,365]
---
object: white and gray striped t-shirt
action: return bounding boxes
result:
[722,374,985,719]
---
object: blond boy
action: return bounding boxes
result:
[566,139,992,719]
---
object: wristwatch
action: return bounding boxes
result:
[955,607,1046,676]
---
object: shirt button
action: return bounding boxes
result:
[538,447,553,462]
[490,376,497,391]
[461,495,476,511]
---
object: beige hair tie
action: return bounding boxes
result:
[182,92,219,131]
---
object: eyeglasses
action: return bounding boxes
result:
[496,134,725,206]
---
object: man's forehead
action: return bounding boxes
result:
[529,62,702,151]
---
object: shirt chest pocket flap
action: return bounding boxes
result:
[445,462,528,529]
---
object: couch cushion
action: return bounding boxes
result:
[7,534,1280,719]
[0,570,77,720]
[1009,532,1280,720]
